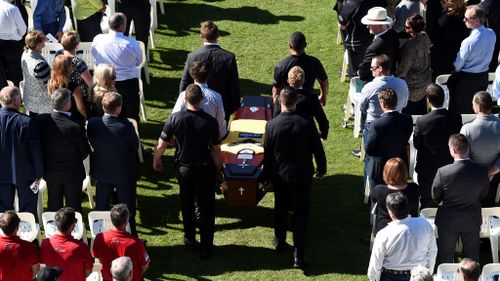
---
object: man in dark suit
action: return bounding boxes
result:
[0,86,43,216]
[87,92,140,236]
[365,89,413,188]
[432,133,489,263]
[179,20,240,122]
[358,7,399,82]
[262,86,327,269]
[413,83,462,208]
[36,88,89,213]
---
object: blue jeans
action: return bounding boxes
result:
[380,272,410,281]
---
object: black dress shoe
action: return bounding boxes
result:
[351,149,361,158]
[272,238,290,252]
[183,237,200,251]
[293,256,306,269]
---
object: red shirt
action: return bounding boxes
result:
[92,228,150,281]
[40,233,93,281]
[0,235,40,281]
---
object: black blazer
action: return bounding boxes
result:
[87,115,139,184]
[262,111,326,185]
[179,44,240,116]
[413,108,462,175]
[432,159,489,232]
[36,112,89,184]
[0,108,43,184]
[365,111,413,184]
[358,28,399,82]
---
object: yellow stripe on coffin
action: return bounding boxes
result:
[223,119,267,144]
[221,143,264,154]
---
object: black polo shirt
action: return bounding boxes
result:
[272,53,328,93]
[160,109,220,167]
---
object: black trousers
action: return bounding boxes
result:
[47,182,83,213]
[176,165,216,252]
[438,227,480,263]
[0,39,24,85]
[76,12,103,42]
[115,78,140,124]
[481,173,500,207]
[96,181,137,236]
[116,1,151,51]
[273,182,310,258]
[417,169,438,209]
[0,182,37,217]
[346,42,369,78]
[448,71,488,114]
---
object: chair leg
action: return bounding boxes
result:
[159,0,165,15]
[144,62,151,85]
[137,146,144,163]
[341,50,348,82]
[491,235,499,263]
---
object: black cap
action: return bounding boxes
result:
[37,266,62,281]
[289,32,306,50]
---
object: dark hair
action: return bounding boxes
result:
[200,20,219,42]
[36,266,62,281]
[55,207,76,233]
[373,54,391,73]
[102,92,122,114]
[460,258,481,281]
[378,88,398,109]
[406,14,425,33]
[189,59,210,83]
[473,91,493,113]
[109,13,126,31]
[448,133,469,155]
[110,204,130,228]
[0,211,20,236]
[386,192,409,220]
[185,84,203,105]
[51,88,72,111]
[289,31,306,52]
[426,83,444,107]
[279,86,298,107]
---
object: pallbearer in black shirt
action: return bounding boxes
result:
[153,84,223,259]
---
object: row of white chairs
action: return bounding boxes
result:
[421,207,500,264]
[436,262,500,281]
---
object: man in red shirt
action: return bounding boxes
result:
[93,204,150,281]
[40,207,93,281]
[0,210,40,281]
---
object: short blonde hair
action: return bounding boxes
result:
[25,30,46,50]
[383,158,408,186]
[287,66,305,89]
[0,86,21,106]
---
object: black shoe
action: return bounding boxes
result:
[272,238,290,252]
[351,149,361,158]
[293,256,306,269]
[183,237,200,251]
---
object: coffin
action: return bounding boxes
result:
[221,96,272,206]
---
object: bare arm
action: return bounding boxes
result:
[81,69,93,89]
[318,79,329,106]
[142,259,151,274]
[211,144,223,181]
[153,139,168,172]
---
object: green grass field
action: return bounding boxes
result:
[128,0,371,280]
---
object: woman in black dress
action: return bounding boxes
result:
[371,157,419,236]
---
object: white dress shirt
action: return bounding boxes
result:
[92,30,142,81]
[172,82,227,139]
[0,0,26,41]
[367,216,437,281]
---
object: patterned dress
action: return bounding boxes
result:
[55,50,90,97]
[396,32,432,102]
[20,50,52,114]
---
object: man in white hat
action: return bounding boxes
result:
[358,7,399,82]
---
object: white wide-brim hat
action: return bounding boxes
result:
[361,7,393,25]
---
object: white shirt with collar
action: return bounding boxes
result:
[367,216,437,281]
[92,30,142,81]
[0,0,26,41]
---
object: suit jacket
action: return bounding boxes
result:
[358,28,399,82]
[432,159,489,232]
[179,44,240,116]
[36,112,89,184]
[0,107,43,185]
[87,115,139,184]
[365,111,413,184]
[413,108,462,175]
[262,110,326,185]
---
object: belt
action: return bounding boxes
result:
[382,267,411,275]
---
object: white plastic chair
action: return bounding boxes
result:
[348,76,364,138]
[41,211,87,244]
[76,42,95,71]
[487,72,496,94]
[41,42,63,66]
[137,41,149,121]
[340,50,349,82]
[482,208,500,262]
[435,74,451,109]
[409,115,422,181]
[420,208,438,237]
[0,212,43,245]
[25,5,33,30]
[87,263,103,281]
[127,118,144,163]
[435,263,459,281]
[481,263,500,281]
[461,114,476,124]
[88,211,131,251]
[83,156,96,209]
[62,6,74,32]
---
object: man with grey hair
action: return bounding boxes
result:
[111,256,133,281]
[409,265,433,281]
[92,12,142,123]
[0,86,43,216]
[35,88,89,212]
[458,258,481,281]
